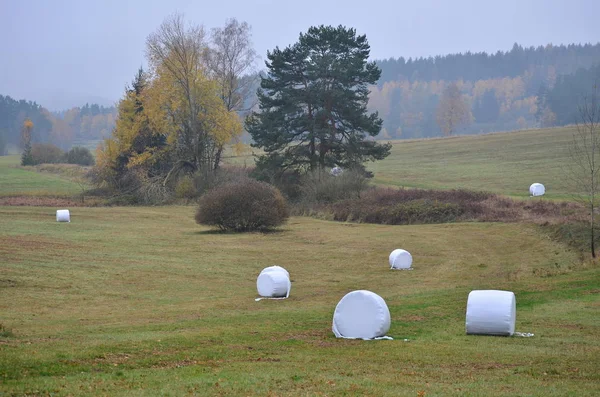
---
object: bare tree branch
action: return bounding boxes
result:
[568,81,600,257]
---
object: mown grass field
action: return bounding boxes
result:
[223,127,575,199]
[0,126,574,199]
[369,127,575,199]
[1,206,599,396]
[0,156,82,197]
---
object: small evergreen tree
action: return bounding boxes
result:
[20,119,34,166]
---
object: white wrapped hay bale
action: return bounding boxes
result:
[256,266,291,300]
[332,290,392,340]
[56,209,70,223]
[330,166,343,176]
[389,249,412,270]
[466,290,516,336]
[529,183,545,197]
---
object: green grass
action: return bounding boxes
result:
[369,127,576,199]
[0,156,82,197]
[1,206,599,396]
[222,127,577,200]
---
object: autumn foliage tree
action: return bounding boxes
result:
[95,14,243,199]
[436,83,473,136]
[146,14,242,182]
[206,18,258,168]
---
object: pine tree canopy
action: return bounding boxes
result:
[246,25,391,174]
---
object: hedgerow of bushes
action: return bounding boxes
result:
[25,144,95,166]
[299,185,584,226]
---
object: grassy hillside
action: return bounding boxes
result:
[369,127,575,199]
[0,156,82,197]
[1,206,598,396]
[223,127,576,199]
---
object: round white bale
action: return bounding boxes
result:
[465,290,516,336]
[332,290,391,339]
[257,270,290,298]
[529,183,545,197]
[389,249,412,269]
[259,265,290,279]
[330,166,343,176]
[56,209,70,223]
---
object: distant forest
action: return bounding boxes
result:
[369,43,600,139]
[0,97,116,154]
[1,42,599,155]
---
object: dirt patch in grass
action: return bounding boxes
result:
[0,196,103,207]
[0,235,77,252]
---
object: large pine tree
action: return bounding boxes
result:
[246,25,390,174]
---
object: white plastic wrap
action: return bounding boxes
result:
[56,209,70,223]
[256,268,291,299]
[330,166,343,176]
[389,249,412,270]
[466,290,516,336]
[529,183,545,197]
[332,290,392,340]
[259,265,290,279]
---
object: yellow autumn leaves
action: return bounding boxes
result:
[96,14,243,185]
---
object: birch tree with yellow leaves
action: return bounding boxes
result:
[146,13,241,185]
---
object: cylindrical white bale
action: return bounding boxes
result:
[389,249,412,269]
[330,166,343,176]
[529,183,545,197]
[56,209,70,223]
[332,290,391,339]
[259,265,290,279]
[466,290,516,336]
[257,270,290,298]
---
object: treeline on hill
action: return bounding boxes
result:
[0,95,116,155]
[369,43,600,139]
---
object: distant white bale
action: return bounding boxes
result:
[56,209,70,223]
[389,249,412,269]
[332,290,391,339]
[529,183,545,197]
[259,265,290,279]
[330,166,343,177]
[257,267,291,298]
[466,290,516,336]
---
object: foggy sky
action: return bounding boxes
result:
[1,0,598,110]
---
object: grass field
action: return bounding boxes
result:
[369,127,575,199]
[0,156,82,197]
[1,128,599,395]
[222,127,576,199]
[0,126,576,200]
[1,206,599,396]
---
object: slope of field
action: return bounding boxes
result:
[369,127,574,199]
[0,156,82,197]
[1,206,598,396]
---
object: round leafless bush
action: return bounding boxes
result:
[195,179,289,232]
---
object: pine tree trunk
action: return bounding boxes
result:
[214,145,224,171]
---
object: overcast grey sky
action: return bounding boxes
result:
[1,0,598,110]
